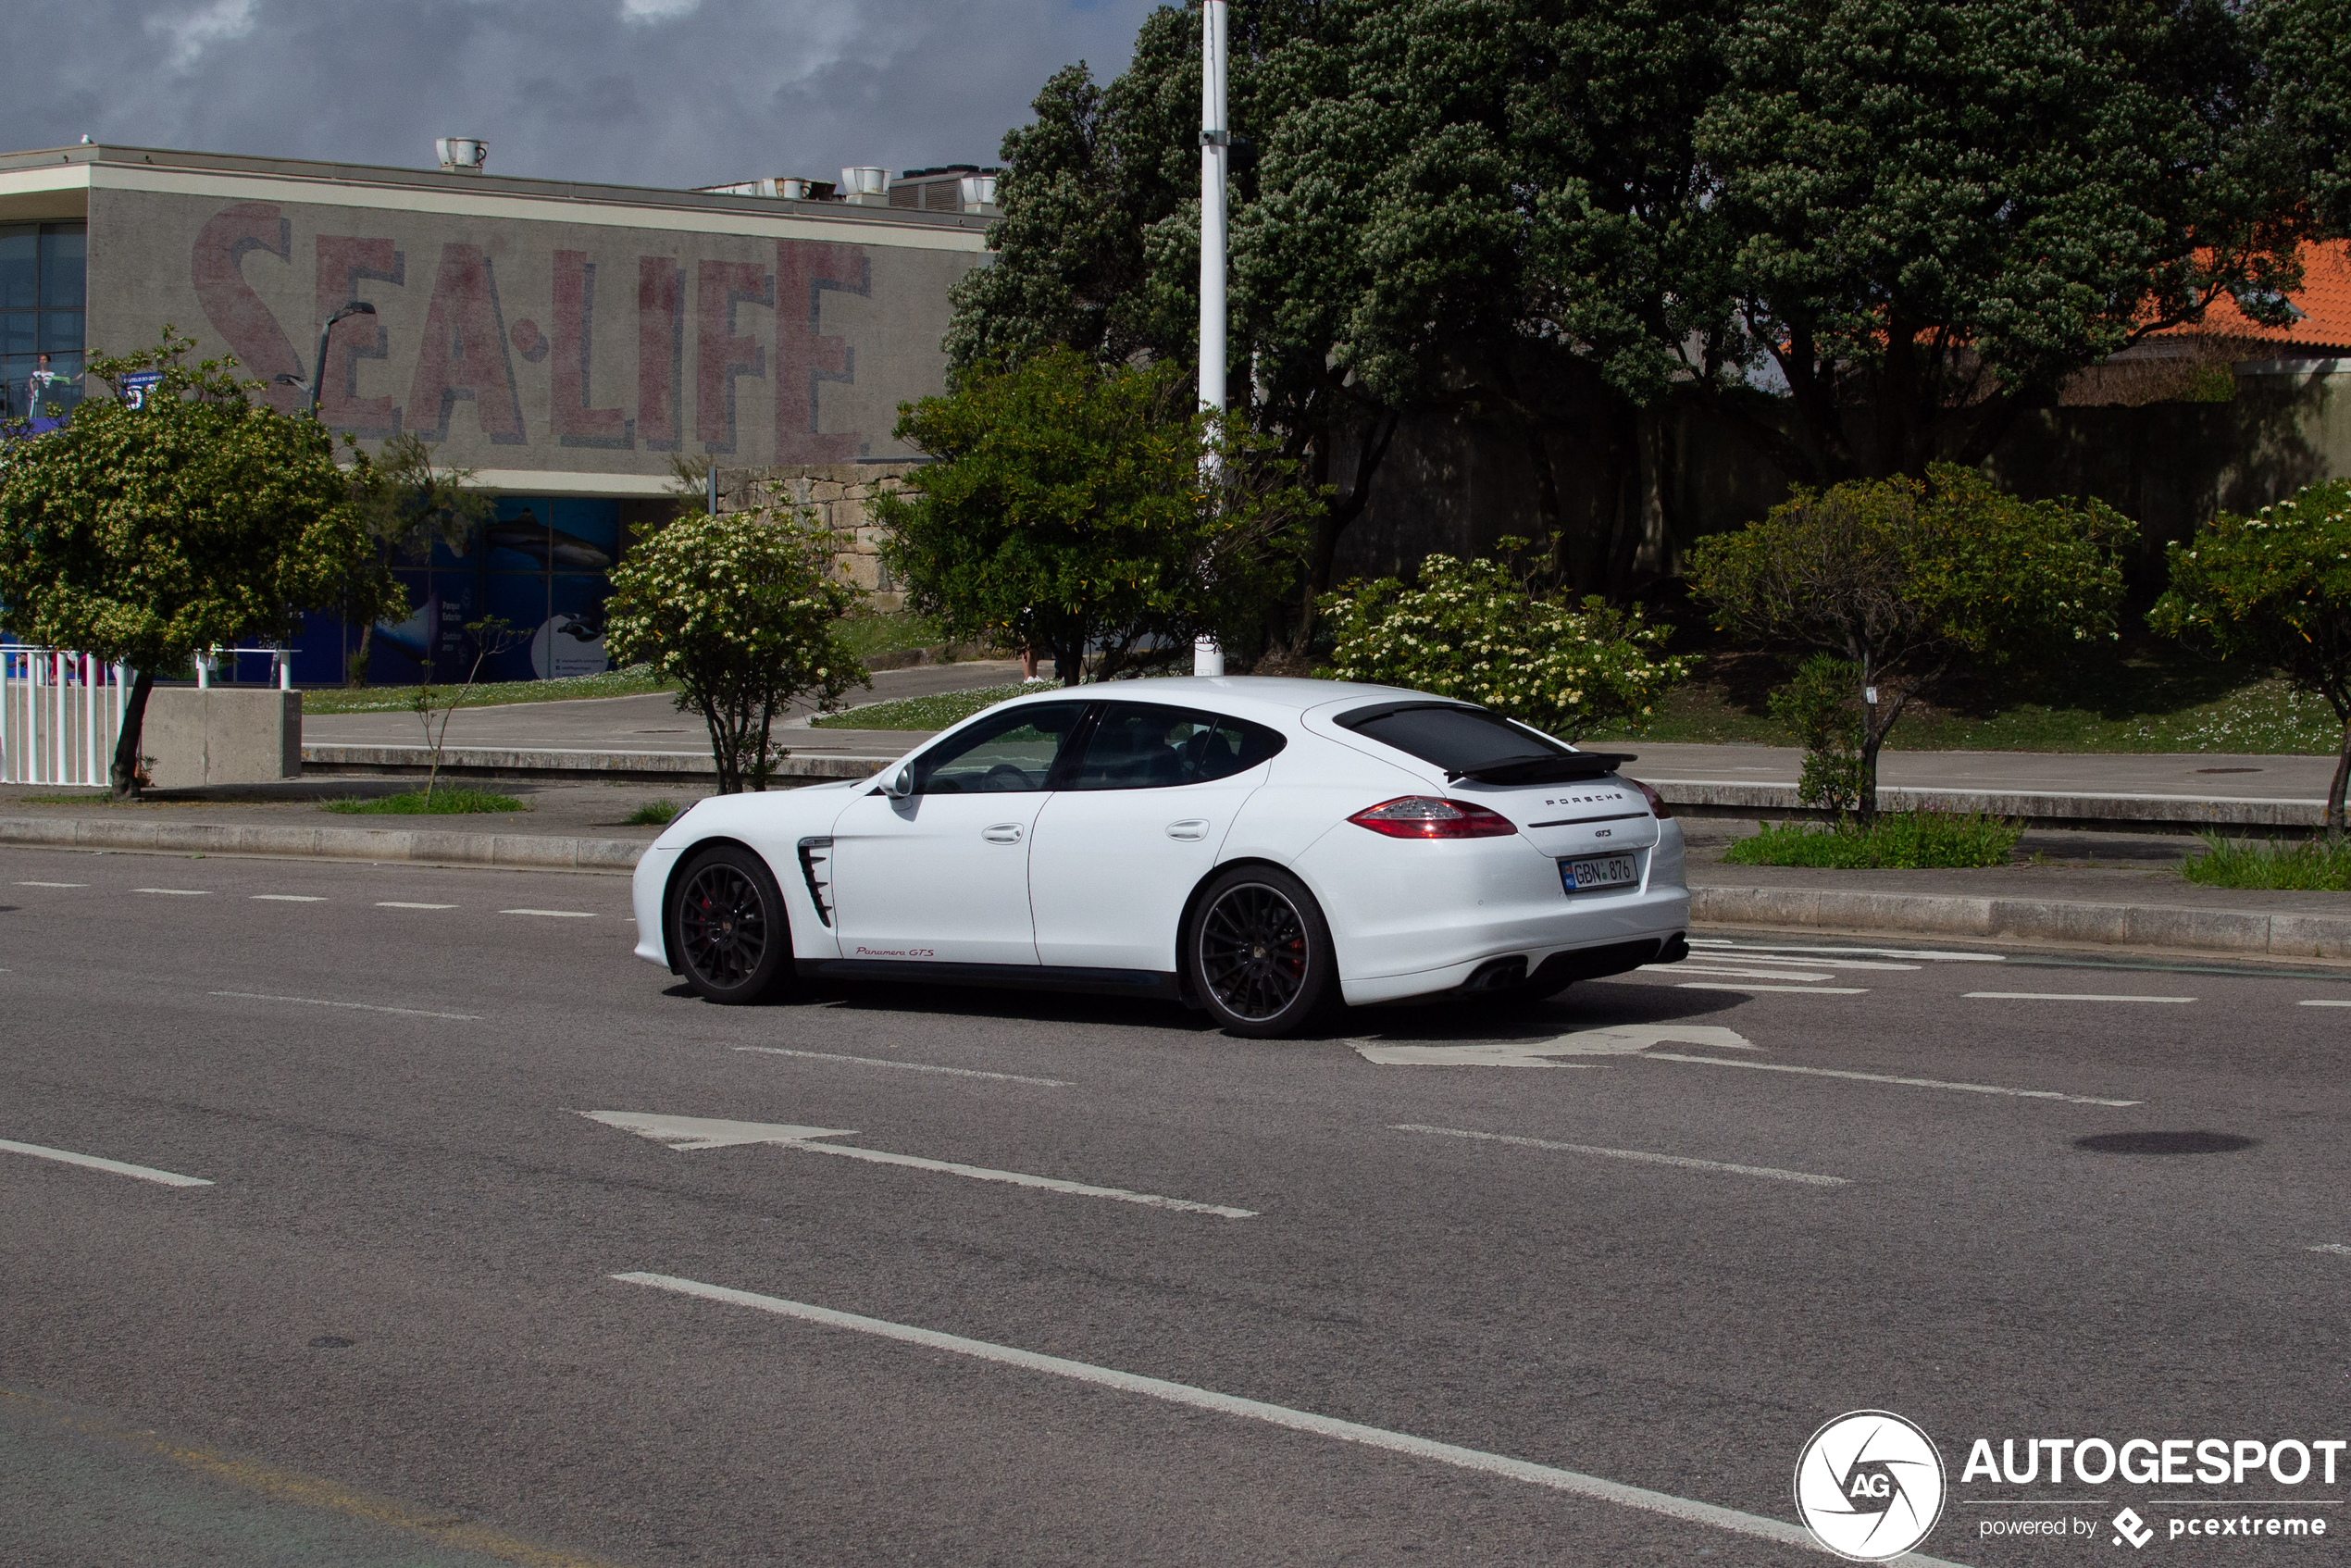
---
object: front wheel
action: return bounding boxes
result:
[667,844,793,1004]
[1185,866,1337,1039]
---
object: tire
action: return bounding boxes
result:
[666,844,793,1004]
[1185,865,1337,1039]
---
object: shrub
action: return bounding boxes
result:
[1721,813,2024,869]
[2181,833,2351,890]
[1766,653,1865,815]
[1316,542,1690,740]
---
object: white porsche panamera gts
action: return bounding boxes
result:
[629,677,1692,1037]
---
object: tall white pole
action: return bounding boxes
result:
[1193,0,1230,679]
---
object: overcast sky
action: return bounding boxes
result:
[2,0,1163,189]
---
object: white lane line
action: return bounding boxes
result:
[1644,1051,2141,1106]
[1650,964,1837,982]
[251,894,326,902]
[1677,983,1871,995]
[734,1046,1070,1087]
[2299,1001,2351,1008]
[1691,939,2001,964]
[17,881,87,888]
[1965,991,2193,1003]
[501,908,598,918]
[0,1137,212,1188]
[210,991,482,1021]
[612,1273,1944,1562]
[582,1112,1251,1218]
[1392,1124,1847,1187]
[377,901,456,910]
[2308,1244,2351,1256]
[133,888,209,896]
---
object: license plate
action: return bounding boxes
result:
[1561,854,1639,892]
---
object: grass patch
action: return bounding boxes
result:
[2182,832,2351,890]
[1721,812,2024,869]
[815,678,1060,730]
[302,666,675,715]
[1585,643,2343,754]
[321,789,528,815]
[835,609,946,663]
[626,799,681,827]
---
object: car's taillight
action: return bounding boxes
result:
[1348,796,1520,839]
[1625,777,1671,820]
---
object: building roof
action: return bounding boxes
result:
[2151,239,2351,357]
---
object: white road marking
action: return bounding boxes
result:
[2308,1244,2351,1256]
[1689,939,2002,963]
[1393,1124,1847,1187]
[376,902,456,910]
[581,1112,1253,1218]
[1678,983,1872,995]
[210,991,482,1021]
[16,881,86,888]
[0,1137,212,1188]
[2298,1001,2351,1008]
[1680,948,1926,971]
[1644,1051,2141,1106]
[251,894,325,902]
[1649,964,1837,981]
[611,1273,1950,1562]
[1353,1023,1758,1068]
[133,888,209,896]
[501,908,598,918]
[1964,991,2193,1003]
[734,1046,1069,1087]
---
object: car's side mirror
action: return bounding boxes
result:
[881,765,914,800]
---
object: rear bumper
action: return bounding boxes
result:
[1336,890,1690,1004]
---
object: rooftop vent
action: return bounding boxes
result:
[436,138,488,174]
[840,166,889,205]
[695,175,838,201]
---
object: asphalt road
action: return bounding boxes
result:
[4,845,2348,1566]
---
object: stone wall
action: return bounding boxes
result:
[712,462,924,612]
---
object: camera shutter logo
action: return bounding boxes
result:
[1793,1410,1947,1561]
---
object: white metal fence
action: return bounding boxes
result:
[0,648,131,787]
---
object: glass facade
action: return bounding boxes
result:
[0,222,86,424]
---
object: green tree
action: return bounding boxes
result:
[1689,466,2135,820]
[1316,541,1691,740]
[1693,0,2310,482]
[0,331,392,798]
[2149,479,2351,838]
[603,508,865,793]
[877,351,1314,683]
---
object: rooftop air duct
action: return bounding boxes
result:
[436,138,488,174]
[840,166,889,205]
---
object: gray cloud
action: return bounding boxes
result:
[3,0,1164,188]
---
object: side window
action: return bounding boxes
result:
[912,703,1086,794]
[1064,703,1286,791]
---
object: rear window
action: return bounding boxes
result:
[1336,703,1568,773]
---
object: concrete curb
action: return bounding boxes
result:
[301,744,884,784]
[0,815,647,872]
[1693,884,2351,961]
[1655,778,2324,831]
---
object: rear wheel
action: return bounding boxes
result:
[667,845,792,1004]
[1185,866,1336,1039]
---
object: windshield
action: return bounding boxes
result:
[1334,703,1568,772]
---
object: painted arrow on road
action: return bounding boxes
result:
[578,1111,1256,1218]
[1350,1023,1759,1067]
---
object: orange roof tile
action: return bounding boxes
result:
[2151,239,2351,355]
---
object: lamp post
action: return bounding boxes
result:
[275,301,378,418]
[1193,0,1230,679]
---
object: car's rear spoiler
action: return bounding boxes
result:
[1448,753,1636,786]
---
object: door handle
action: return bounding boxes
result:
[983,823,1025,844]
[1164,818,1211,841]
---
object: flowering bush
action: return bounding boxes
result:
[604,507,865,791]
[1315,544,1690,740]
[2150,479,2351,834]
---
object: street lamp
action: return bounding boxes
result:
[274,301,378,418]
[1194,0,1230,678]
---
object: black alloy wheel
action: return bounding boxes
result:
[668,845,791,1003]
[1187,866,1336,1038]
